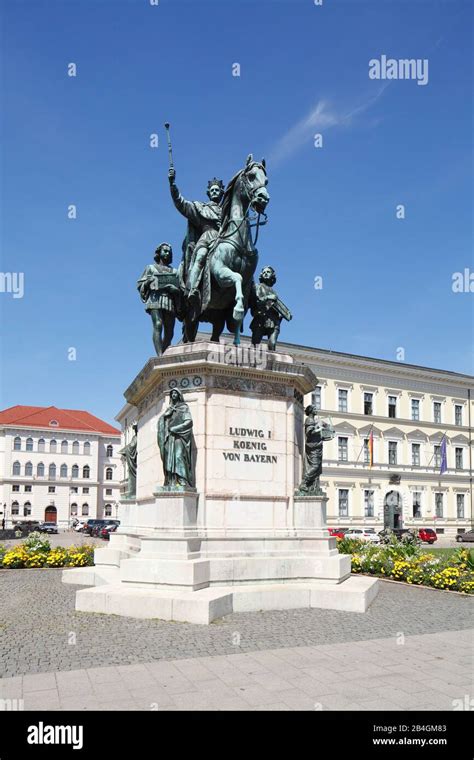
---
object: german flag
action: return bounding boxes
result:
[368,429,374,468]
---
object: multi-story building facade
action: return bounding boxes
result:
[284,341,473,538]
[0,406,121,528]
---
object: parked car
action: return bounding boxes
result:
[37,522,59,534]
[345,528,381,544]
[328,528,347,539]
[417,527,437,544]
[83,519,120,536]
[74,521,86,532]
[100,524,118,540]
[13,520,41,535]
[456,530,474,543]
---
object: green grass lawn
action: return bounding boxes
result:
[425,546,474,561]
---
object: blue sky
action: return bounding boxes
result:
[1,0,472,424]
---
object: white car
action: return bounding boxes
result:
[344,528,381,544]
[74,521,86,532]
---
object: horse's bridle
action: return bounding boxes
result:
[216,163,268,249]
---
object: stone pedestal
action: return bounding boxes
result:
[63,341,378,622]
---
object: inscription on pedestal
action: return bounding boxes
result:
[223,427,278,465]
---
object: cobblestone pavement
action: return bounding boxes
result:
[3,532,103,549]
[1,629,472,711]
[0,569,472,678]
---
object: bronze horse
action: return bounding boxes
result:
[182,155,270,345]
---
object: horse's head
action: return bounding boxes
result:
[241,154,270,214]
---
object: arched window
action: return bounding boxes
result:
[25,462,33,477]
[83,465,90,479]
[26,437,33,452]
[60,464,68,478]
[50,439,57,453]
[13,436,21,451]
[83,442,91,456]
[72,441,79,455]
[72,464,79,478]
[24,502,31,516]
[104,504,112,516]
[37,462,45,477]
[49,463,56,479]
[12,461,21,476]
[81,503,89,516]
[70,503,78,516]
[105,467,113,481]
[106,445,113,458]
[11,501,19,515]
[38,438,45,452]
[61,440,68,454]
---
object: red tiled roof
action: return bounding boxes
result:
[0,406,120,435]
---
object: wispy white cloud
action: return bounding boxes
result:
[268,85,389,167]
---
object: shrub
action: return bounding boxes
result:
[45,548,68,567]
[66,544,94,567]
[2,546,29,568]
[338,539,474,594]
[23,532,51,553]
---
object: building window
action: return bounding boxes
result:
[388,441,397,465]
[26,437,33,452]
[50,439,57,453]
[104,504,112,517]
[12,485,20,492]
[456,494,465,519]
[388,396,397,418]
[72,464,79,478]
[412,492,422,518]
[82,487,89,494]
[13,436,21,451]
[106,444,114,458]
[363,439,370,464]
[82,503,89,516]
[12,461,21,476]
[72,441,79,455]
[49,463,56,479]
[83,465,90,479]
[434,445,441,469]
[61,440,68,454]
[105,467,113,481]
[364,393,373,416]
[455,448,463,470]
[60,464,68,478]
[338,389,348,413]
[25,462,33,477]
[412,443,420,466]
[23,502,31,516]
[364,490,374,517]
[433,402,442,424]
[435,493,443,518]
[411,399,420,421]
[338,437,348,462]
[70,503,78,516]
[105,488,112,495]
[48,486,56,493]
[83,442,91,456]
[454,405,463,426]
[38,438,45,452]
[37,462,45,477]
[24,485,32,493]
[11,501,19,515]
[338,489,349,517]
[70,486,78,493]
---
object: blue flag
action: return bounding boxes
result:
[440,435,447,474]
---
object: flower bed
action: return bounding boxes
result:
[337,536,474,594]
[0,533,94,569]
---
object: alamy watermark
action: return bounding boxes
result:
[0,272,24,299]
[369,55,429,86]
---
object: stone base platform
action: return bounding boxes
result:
[63,493,378,624]
[71,576,378,625]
